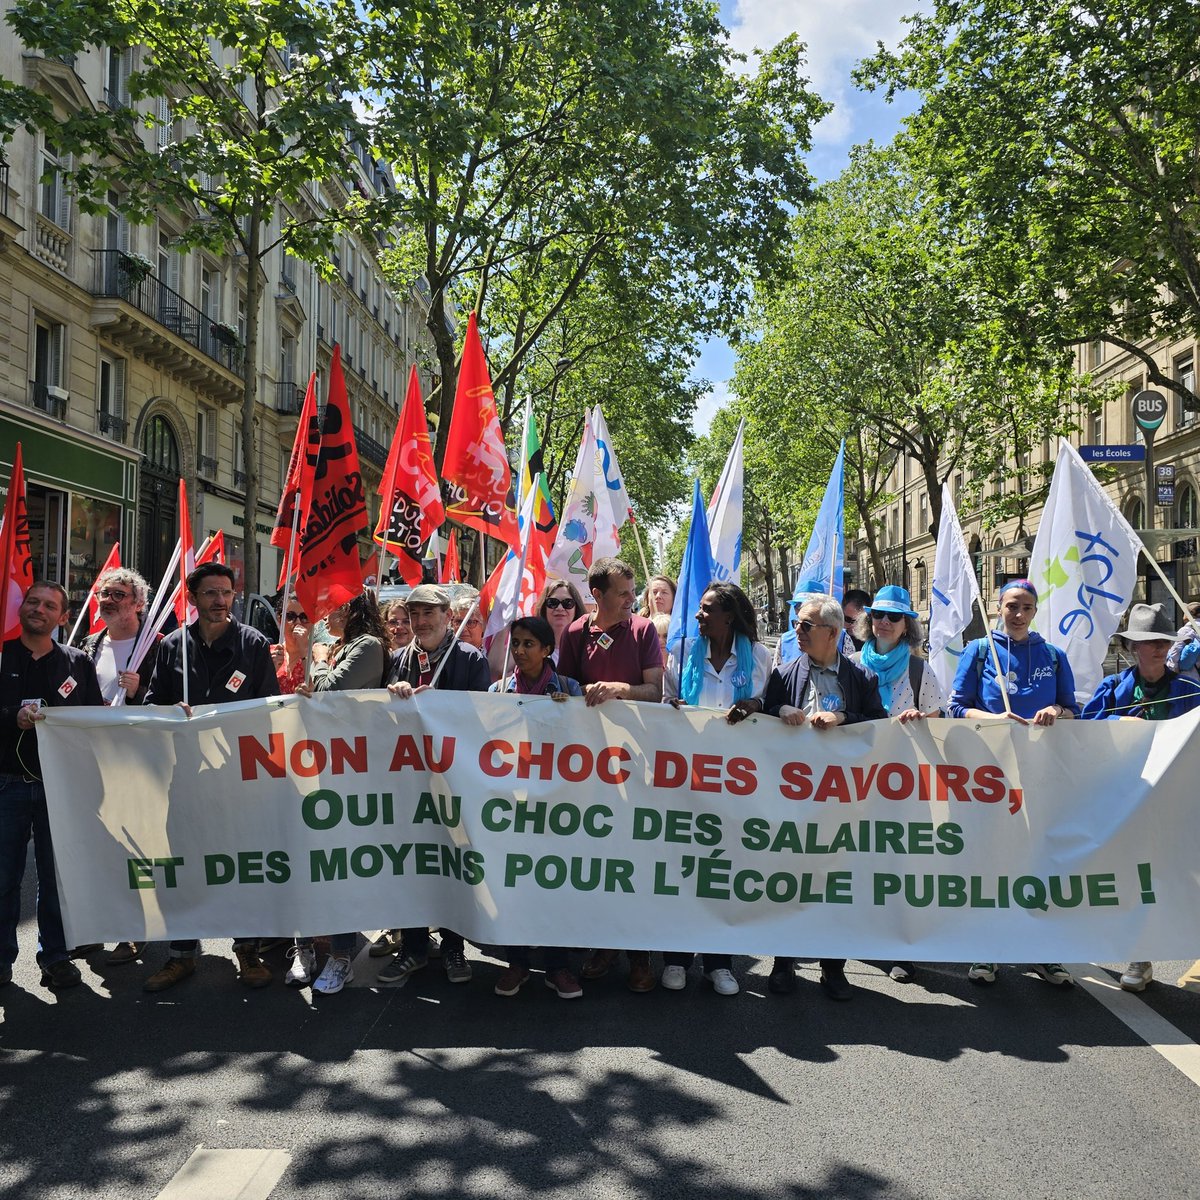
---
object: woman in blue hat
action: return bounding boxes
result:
[851,584,945,984]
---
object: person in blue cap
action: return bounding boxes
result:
[850,584,945,985]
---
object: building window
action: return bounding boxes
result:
[1090,408,1103,444]
[1178,484,1198,534]
[200,266,218,319]
[105,46,133,109]
[1089,338,1104,369]
[1125,495,1145,530]
[196,405,217,478]
[918,491,928,535]
[1177,353,1196,429]
[97,354,126,439]
[39,138,70,229]
[31,319,65,416]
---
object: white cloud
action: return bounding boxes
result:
[725,0,924,147]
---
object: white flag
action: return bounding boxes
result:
[590,404,633,531]
[928,484,981,701]
[1030,439,1141,704]
[546,409,620,594]
[483,476,540,649]
[706,418,744,584]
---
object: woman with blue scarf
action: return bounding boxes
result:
[662,582,770,996]
[851,585,945,984]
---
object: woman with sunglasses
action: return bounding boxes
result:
[849,585,944,984]
[537,579,586,663]
[271,598,310,695]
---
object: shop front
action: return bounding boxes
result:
[199,491,279,597]
[0,415,137,615]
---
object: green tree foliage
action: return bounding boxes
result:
[862,0,1200,412]
[0,0,367,598]
[733,143,1089,588]
[362,1,829,468]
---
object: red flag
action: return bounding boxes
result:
[199,529,226,566]
[442,312,519,549]
[87,542,122,634]
[272,372,322,587]
[374,366,444,586]
[361,549,379,586]
[440,530,461,583]
[175,478,196,625]
[0,444,33,642]
[294,344,368,622]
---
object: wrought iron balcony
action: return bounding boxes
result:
[354,425,388,469]
[197,455,219,479]
[233,469,247,489]
[28,381,66,419]
[276,381,306,414]
[97,410,127,441]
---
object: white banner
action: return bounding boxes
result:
[1031,439,1142,704]
[39,694,1200,960]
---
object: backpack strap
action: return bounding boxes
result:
[908,654,924,708]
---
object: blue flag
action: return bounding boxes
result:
[797,440,845,602]
[667,478,715,653]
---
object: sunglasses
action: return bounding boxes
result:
[545,597,577,610]
[871,611,906,623]
[97,588,130,601]
[793,619,833,634]
[285,611,308,622]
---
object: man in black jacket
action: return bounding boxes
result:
[0,582,104,989]
[759,594,887,1001]
[142,562,279,992]
[379,583,489,986]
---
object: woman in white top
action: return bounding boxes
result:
[661,582,771,997]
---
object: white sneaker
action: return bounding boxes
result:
[312,956,354,994]
[1120,961,1153,992]
[285,945,316,987]
[706,968,740,996]
[661,964,688,990]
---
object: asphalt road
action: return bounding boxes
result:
[3,866,1200,1199]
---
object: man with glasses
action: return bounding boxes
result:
[142,562,279,992]
[0,582,104,990]
[760,593,886,1002]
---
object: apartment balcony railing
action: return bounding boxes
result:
[197,454,219,479]
[233,469,247,489]
[90,250,245,384]
[97,410,128,442]
[276,381,306,414]
[0,159,9,220]
[354,425,388,470]
[28,380,66,419]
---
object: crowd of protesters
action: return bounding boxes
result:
[2,554,1197,1005]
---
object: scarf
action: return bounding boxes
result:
[1132,672,1172,721]
[515,664,555,695]
[859,638,910,713]
[395,631,454,687]
[679,633,755,707]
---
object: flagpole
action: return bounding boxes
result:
[630,517,652,584]
[498,471,540,693]
[66,548,115,648]
[278,492,302,629]
[976,595,1013,717]
[429,596,479,690]
[180,584,190,710]
[1138,545,1200,636]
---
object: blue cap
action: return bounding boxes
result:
[867,585,918,618]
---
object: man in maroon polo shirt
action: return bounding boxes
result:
[556,557,664,990]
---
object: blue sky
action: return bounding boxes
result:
[691,1,924,434]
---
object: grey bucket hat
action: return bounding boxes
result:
[1119,603,1176,642]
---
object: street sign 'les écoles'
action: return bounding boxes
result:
[1079,445,1146,462]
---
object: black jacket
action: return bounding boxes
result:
[146,618,279,706]
[385,640,490,692]
[763,653,887,725]
[0,638,104,776]
[83,622,162,705]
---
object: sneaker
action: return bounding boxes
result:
[1120,961,1153,992]
[106,942,141,965]
[661,964,688,990]
[285,945,316,987]
[369,929,403,958]
[494,965,530,996]
[968,962,998,984]
[143,957,195,992]
[545,967,583,999]
[1033,963,1073,986]
[889,961,915,983]
[40,959,82,989]
[443,947,472,984]
[312,956,353,994]
[234,945,272,989]
[377,951,428,986]
[706,968,740,996]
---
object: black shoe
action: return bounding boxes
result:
[40,959,82,989]
[768,958,797,995]
[0,963,11,987]
[820,964,853,1001]
[69,944,103,958]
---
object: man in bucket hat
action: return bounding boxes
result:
[1081,602,1200,993]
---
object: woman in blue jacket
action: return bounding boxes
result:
[1082,602,1200,996]
[949,579,1079,988]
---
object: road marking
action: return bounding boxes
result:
[155,1148,290,1199]
[1069,962,1200,1088]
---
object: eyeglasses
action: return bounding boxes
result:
[871,611,906,623]
[97,588,130,601]
[545,597,576,610]
[285,611,307,623]
[793,619,834,634]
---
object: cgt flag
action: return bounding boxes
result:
[1030,439,1141,705]
[442,312,519,550]
[0,443,33,642]
[440,530,461,584]
[294,345,368,623]
[374,366,444,586]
